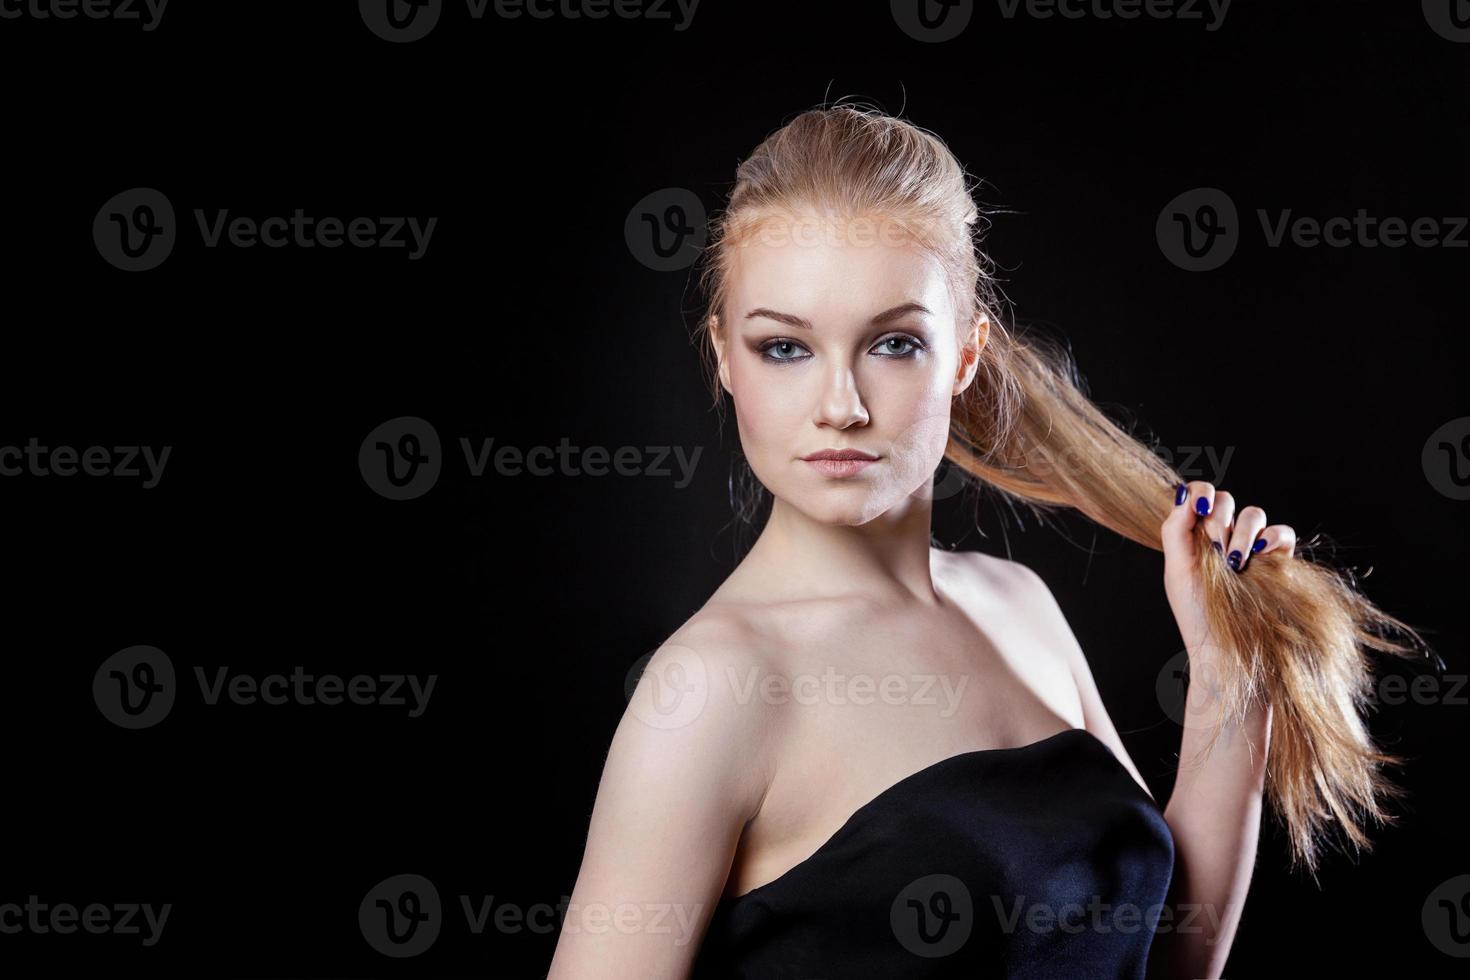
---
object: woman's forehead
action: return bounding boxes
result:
[727,233,949,321]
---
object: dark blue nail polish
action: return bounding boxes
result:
[1228,550,1242,571]
[1252,538,1267,553]
[1212,541,1222,554]
[1195,496,1211,517]
[1174,483,1187,506]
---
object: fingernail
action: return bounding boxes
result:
[1195,496,1212,517]
[1212,541,1223,555]
[1174,483,1188,506]
[1252,538,1267,553]
[1228,550,1242,571]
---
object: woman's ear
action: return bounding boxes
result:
[952,313,988,396]
[711,314,733,395]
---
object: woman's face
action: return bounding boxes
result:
[716,212,978,527]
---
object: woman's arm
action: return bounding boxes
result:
[1145,480,1290,978]
[1146,643,1271,980]
[547,622,776,980]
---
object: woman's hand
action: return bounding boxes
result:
[1161,480,1298,654]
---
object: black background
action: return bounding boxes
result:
[2,0,1467,976]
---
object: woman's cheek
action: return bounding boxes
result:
[885,394,955,479]
[731,377,793,473]
[739,368,804,428]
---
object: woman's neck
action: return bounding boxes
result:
[739,493,943,608]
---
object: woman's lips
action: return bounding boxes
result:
[803,457,878,477]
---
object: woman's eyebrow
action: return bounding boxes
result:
[743,302,932,330]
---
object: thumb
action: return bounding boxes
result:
[1162,480,1214,576]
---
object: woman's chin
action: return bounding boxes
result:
[788,491,893,527]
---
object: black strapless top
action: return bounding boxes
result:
[691,728,1174,979]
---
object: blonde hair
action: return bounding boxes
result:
[691,101,1436,880]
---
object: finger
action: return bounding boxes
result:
[1255,524,1297,559]
[1162,480,1215,557]
[1227,505,1268,573]
[1202,489,1236,558]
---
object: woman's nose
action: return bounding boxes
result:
[814,367,869,428]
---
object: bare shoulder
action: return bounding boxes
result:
[549,610,780,975]
[621,604,783,816]
[663,601,786,703]
[948,549,1081,658]
[946,548,1058,610]
[940,552,1093,690]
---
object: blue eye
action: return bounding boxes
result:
[758,339,810,363]
[874,336,921,358]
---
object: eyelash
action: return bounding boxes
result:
[756,334,925,365]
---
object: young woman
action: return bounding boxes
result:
[547,104,1428,979]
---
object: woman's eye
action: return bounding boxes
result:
[873,336,921,358]
[758,340,810,363]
